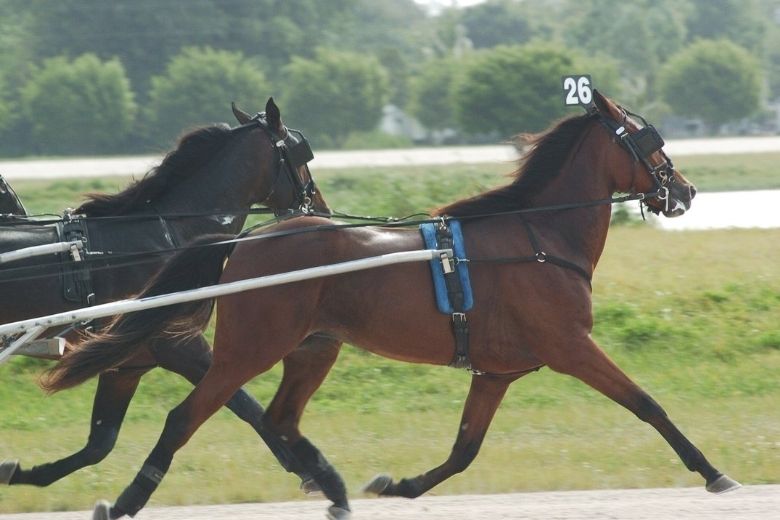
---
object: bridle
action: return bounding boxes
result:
[594,106,676,214]
[239,112,318,214]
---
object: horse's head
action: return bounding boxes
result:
[232,98,330,215]
[592,90,695,217]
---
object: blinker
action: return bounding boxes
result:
[633,126,664,157]
[286,134,314,169]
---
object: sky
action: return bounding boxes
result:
[413,0,487,14]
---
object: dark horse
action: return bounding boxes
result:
[0,99,332,491]
[47,91,740,520]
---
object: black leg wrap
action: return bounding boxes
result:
[394,477,425,498]
[113,464,165,518]
[227,392,311,481]
[291,438,348,510]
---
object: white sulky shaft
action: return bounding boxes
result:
[0,248,451,361]
[0,241,83,265]
[0,325,46,364]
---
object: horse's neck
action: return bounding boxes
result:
[148,157,255,241]
[526,151,613,273]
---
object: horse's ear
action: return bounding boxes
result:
[592,89,620,119]
[265,97,284,133]
[231,102,253,125]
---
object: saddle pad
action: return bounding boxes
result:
[419,220,474,314]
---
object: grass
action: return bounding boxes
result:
[0,157,779,512]
[9,151,780,219]
[673,152,780,191]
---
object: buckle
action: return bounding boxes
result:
[440,252,454,274]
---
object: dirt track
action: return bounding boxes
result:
[1,485,777,520]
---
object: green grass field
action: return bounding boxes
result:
[0,155,778,512]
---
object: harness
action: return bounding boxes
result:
[3,104,677,373]
[420,219,474,370]
[57,212,95,305]
[244,113,318,214]
[592,106,675,214]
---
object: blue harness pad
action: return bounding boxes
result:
[419,220,474,314]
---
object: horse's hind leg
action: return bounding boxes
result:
[262,335,345,506]
[153,334,315,488]
[364,373,512,498]
[4,368,146,487]
[548,336,740,493]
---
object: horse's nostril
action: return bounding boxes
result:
[690,185,697,199]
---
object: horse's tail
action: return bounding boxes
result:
[42,234,235,393]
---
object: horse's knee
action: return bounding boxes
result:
[83,426,119,465]
[633,392,667,423]
[449,440,481,474]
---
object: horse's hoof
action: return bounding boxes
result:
[362,473,393,495]
[706,474,742,494]
[0,460,19,485]
[301,477,323,495]
[326,505,351,520]
[92,500,112,520]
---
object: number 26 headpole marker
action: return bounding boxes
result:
[562,74,594,110]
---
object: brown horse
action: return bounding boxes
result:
[47,91,739,520]
[0,99,333,493]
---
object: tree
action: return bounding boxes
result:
[20,54,136,155]
[456,0,534,49]
[0,74,10,136]
[22,0,228,94]
[18,0,362,95]
[408,57,463,132]
[564,0,688,104]
[145,47,270,145]
[452,44,619,138]
[658,40,762,128]
[686,0,766,53]
[281,48,389,148]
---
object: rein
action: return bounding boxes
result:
[0,189,656,286]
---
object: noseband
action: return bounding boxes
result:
[595,108,675,214]
[240,113,318,214]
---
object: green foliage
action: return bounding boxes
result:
[145,47,270,146]
[0,73,10,135]
[1,0,779,155]
[408,57,463,131]
[686,0,766,53]
[19,54,136,155]
[565,0,688,100]
[658,40,762,127]
[452,43,617,137]
[281,48,389,148]
[457,0,535,49]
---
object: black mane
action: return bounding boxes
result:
[435,113,597,217]
[76,124,233,216]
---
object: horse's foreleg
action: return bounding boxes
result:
[364,374,512,499]
[264,335,347,510]
[5,369,145,487]
[549,336,740,493]
[99,364,247,519]
[154,334,314,486]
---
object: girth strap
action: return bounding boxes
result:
[435,221,472,370]
[58,215,95,305]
